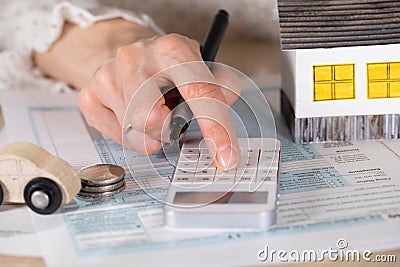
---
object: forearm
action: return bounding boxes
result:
[33,19,157,89]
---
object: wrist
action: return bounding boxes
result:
[34,19,158,89]
[84,19,158,84]
[90,19,157,58]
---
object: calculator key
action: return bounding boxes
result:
[180,154,200,161]
[237,175,253,183]
[258,175,277,183]
[196,160,216,170]
[258,160,279,170]
[193,168,216,184]
[174,169,195,177]
[173,169,195,183]
[259,152,279,161]
[239,156,259,169]
[174,176,192,183]
[199,153,214,162]
[181,148,199,154]
[177,160,198,171]
[240,149,258,156]
[192,176,214,184]
[240,156,259,166]
[241,148,259,158]
[214,169,236,184]
[236,167,257,176]
[256,168,278,183]
[194,168,216,176]
[236,168,257,183]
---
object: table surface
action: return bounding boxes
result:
[0,40,399,267]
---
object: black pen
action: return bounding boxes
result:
[169,9,229,144]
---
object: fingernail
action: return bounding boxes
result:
[216,144,239,171]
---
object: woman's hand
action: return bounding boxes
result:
[34,19,240,170]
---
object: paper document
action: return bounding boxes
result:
[0,204,42,257]
[0,95,43,257]
[1,90,400,266]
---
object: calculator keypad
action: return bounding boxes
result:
[173,139,280,185]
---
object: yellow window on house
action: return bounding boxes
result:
[313,64,355,101]
[367,62,400,99]
[390,82,400,97]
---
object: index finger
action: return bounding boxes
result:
[169,62,240,171]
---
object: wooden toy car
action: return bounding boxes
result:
[0,142,81,214]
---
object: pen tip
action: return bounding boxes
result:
[170,128,181,146]
[218,9,229,17]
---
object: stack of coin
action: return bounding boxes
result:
[77,164,126,198]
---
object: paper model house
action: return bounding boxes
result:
[277,0,400,142]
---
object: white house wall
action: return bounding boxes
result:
[281,49,296,110]
[294,44,400,118]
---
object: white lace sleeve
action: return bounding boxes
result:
[0,0,163,93]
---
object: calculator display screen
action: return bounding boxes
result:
[173,192,268,204]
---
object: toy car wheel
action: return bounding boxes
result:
[0,184,3,206]
[23,178,62,215]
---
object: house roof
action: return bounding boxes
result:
[277,0,400,50]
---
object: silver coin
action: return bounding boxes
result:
[78,164,125,186]
[80,180,125,193]
[80,177,124,187]
[78,182,126,198]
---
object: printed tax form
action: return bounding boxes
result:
[1,90,400,266]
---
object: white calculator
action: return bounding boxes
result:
[163,138,281,230]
